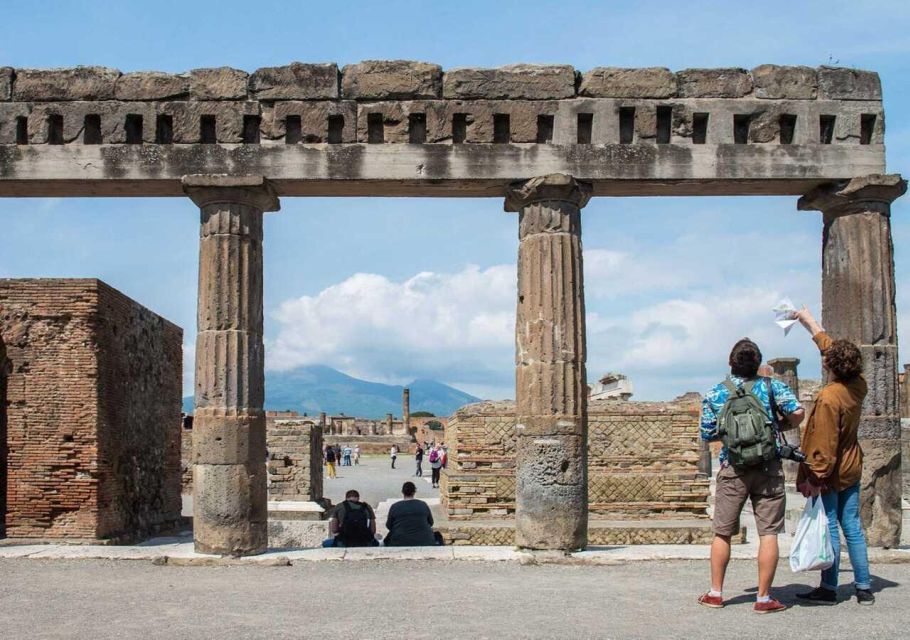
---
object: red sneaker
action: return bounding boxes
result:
[753,598,787,614]
[698,592,724,608]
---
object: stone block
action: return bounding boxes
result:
[26,101,157,144]
[676,68,752,98]
[267,100,356,142]
[115,71,189,101]
[342,60,442,99]
[751,64,817,100]
[443,64,575,100]
[158,100,261,143]
[13,66,121,101]
[818,66,881,101]
[858,437,902,547]
[0,67,12,101]
[0,103,29,143]
[249,62,338,100]
[188,67,249,100]
[268,519,330,549]
[578,67,676,98]
[194,462,267,555]
[192,412,265,465]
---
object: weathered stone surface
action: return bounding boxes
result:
[0,67,12,101]
[249,63,338,100]
[188,67,248,100]
[509,174,591,551]
[157,100,261,144]
[578,67,675,98]
[676,68,752,98]
[13,66,120,101]
[818,66,882,101]
[267,100,356,143]
[342,60,441,99]
[444,65,575,100]
[115,71,188,100]
[193,462,268,555]
[751,64,817,100]
[193,412,266,465]
[858,438,902,547]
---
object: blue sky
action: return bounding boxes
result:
[1,0,908,401]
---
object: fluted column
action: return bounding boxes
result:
[799,173,906,547]
[506,173,592,551]
[183,175,279,556]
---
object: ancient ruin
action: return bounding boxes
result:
[0,279,182,541]
[0,61,904,554]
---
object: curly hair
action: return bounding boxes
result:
[825,339,863,382]
[729,338,762,378]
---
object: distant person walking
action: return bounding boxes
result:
[792,307,875,606]
[325,446,337,479]
[353,445,361,465]
[415,444,424,477]
[429,445,443,488]
[385,482,437,547]
[342,445,353,467]
[390,444,399,469]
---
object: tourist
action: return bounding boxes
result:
[415,443,424,477]
[353,445,361,465]
[342,444,353,467]
[792,307,874,605]
[698,337,804,613]
[324,445,337,479]
[390,444,399,469]
[384,481,436,546]
[322,489,378,547]
[429,444,443,488]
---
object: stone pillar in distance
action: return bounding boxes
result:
[183,175,280,556]
[402,387,411,436]
[505,173,592,551]
[768,357,801,481]
[799,174,906,547]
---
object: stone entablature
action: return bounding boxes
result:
[0,62,886,200]
[441,399,708,521]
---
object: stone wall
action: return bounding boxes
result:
[903,420,910,499]
[441,399,708,521]
[0,63,883,148]
[267,420,323,502]
[0,279,182,541]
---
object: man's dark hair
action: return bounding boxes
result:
[345,489,360,500]
[402,482,416,497]
[825,339,863,382]
[729,338,762,377]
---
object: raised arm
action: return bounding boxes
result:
[794,306,824,338]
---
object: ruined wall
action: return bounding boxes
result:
[0,279,182,540]
[0,63,883,149]
[441,399,708,520]
[267,420,323,502]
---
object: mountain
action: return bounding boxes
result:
[182,365,480,419]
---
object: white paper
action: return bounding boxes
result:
[773,298,798,335]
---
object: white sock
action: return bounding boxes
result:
[708,589,722,598]
[756,595,771,603]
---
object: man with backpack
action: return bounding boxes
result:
[698,338,804,614]
[323,489,379,547]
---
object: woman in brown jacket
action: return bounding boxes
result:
[793,308,873,605]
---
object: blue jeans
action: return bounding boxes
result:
[820,482,871,591]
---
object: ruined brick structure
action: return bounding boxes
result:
[1,60,902,554]
[0,279,182,541]
[266,420,323,502]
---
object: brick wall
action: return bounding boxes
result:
[0,279,182,541]
[267,420,323,502]
[441,399,709,521]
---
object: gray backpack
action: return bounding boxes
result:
[717,378,776,468]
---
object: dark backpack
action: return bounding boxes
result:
[337,501,373,547]
[717,377,777,468]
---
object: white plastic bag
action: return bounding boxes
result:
[789,496,835,572]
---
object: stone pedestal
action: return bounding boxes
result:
[505,174,592,551]
[183,175,280,556]
[799,174,907,547]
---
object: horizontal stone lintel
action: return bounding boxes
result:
[0,143,885,197]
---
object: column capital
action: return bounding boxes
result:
[798,174,906,216]
[767,357,800,368]
[182,175,281,212]
[504,174,592,212]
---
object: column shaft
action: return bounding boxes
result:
[184,176,279,556]
[507,174,591,551]
[800,174,906,547]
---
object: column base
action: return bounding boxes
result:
[193,462,268,556]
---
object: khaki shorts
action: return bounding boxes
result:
[713,459,785,537]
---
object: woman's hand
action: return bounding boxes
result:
[793,306,823,336]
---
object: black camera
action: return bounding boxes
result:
[779,443,806,463]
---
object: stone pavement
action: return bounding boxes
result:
[1,558,908,640]
[322,453,438,508]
